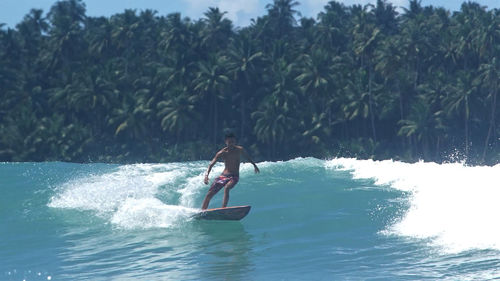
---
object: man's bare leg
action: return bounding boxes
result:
[222,181,237,208]
[201,191,215,210]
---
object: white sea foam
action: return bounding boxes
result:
[327,158,500,254]
[48,163,206,228]
[179,164,223,207]
[111,197,197,229]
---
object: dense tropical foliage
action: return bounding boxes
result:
[0,0,499,164]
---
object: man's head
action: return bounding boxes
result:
[225,132,237,147]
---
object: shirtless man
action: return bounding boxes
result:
[201,133,260,210]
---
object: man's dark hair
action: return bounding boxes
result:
[225,132,236,139]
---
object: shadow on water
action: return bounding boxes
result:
[51,214,254,280]
[184,220,254,281]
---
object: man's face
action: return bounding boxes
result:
[225,137,236,148]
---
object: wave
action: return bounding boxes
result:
[328,158,500,254]
[48,157,500,254]
[48,163,205,229]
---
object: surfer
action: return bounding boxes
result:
[201,132,260,210]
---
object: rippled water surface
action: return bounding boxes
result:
[2,159,500,280]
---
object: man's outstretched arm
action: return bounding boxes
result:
[242,148,260,174]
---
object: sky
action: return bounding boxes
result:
[1,0,499,28]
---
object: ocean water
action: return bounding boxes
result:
[1,158,500,280]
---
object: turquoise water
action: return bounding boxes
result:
[2,158,500,280]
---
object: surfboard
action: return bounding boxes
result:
[194,205,251,221]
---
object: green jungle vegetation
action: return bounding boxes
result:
[0,0,499,164]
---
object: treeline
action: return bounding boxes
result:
[0,0,499,164]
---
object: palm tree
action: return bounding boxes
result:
[474,9,500,162]
[109,9,144,76]
[16,9,48,60]
[398,95,445,160]
[201,7,233,54]
[137,10,160,61]
[108,99,151,140]
[342,68,371,137]
[192,55,230,145]
[351,4,381,142]
[315,1,350,54]
[401,0,423,21]
[44,0,87,76]
[375,34,403,117]
[160,13,196,59]
[373,0,398,35]
[265,0,300,40]
[157,90,199,143]
[86,16,113,62]
[476,57,499,162]
[159,13,199,92]
[78,67,118,136]
[268,57,300,114]
[252,100,293,158]
[443,70,477,158]
[0,28,25,115]
[451,2,486,71]
[294,47,335,127]
[226,32,266,140]
[399,4,430,95]
[2,0,500,163]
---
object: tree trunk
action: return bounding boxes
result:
[397,79,407,150]
[213,95,218,146]
[464,96,469,158]
[482,86,497,162]
[368,65,377,142]
[240,90,246,141]
[435,135,441,161]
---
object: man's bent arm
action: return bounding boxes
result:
[204,152,221,184]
